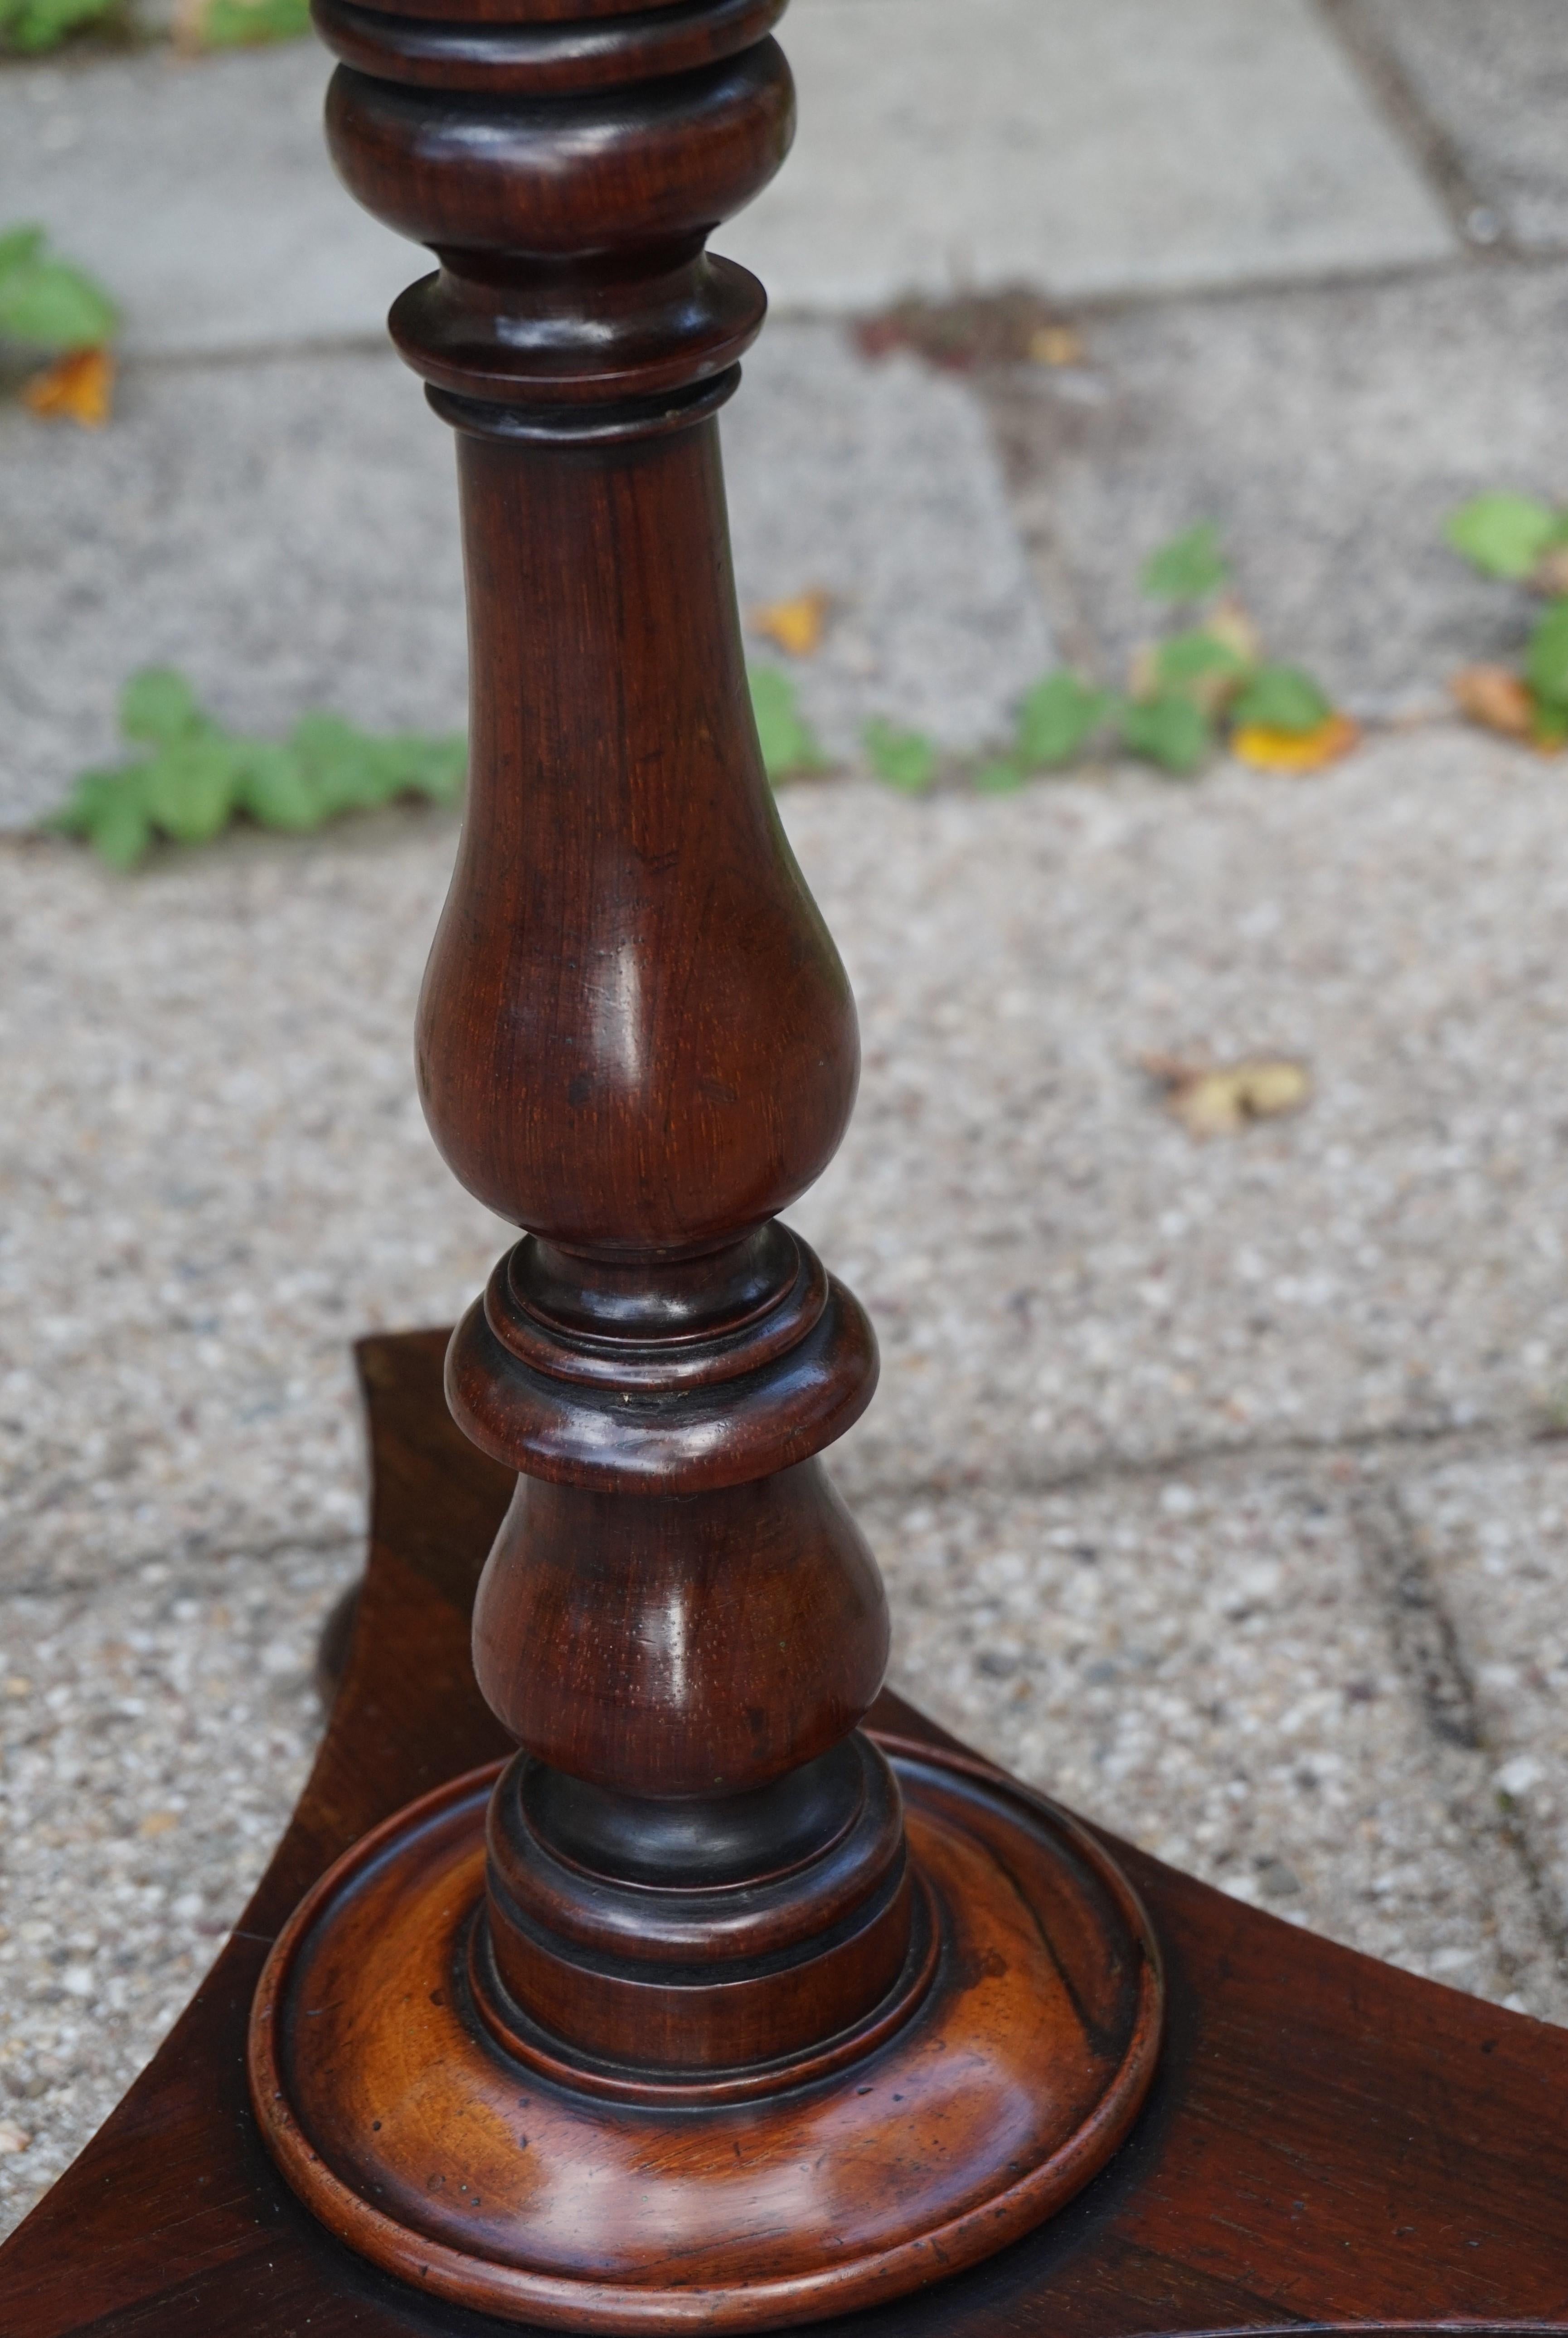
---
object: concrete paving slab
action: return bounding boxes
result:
[0,327,1048,827]
[0,351,468,832]
[9,727,1568,1579]
[0,0,1455,368]
[727,0,1456,310]
[10,729,1568,2225]
[728,324,1052,753]
[1400,1446,1568,1944]
[867,1456,1563,2017]
[1350,0,1568,252]
[983,262,1568,715]
[0,46,409,357]
[789,735,1568,1497]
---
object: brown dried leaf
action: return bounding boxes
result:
[1141,1052,1311,1140]
[1530,544,1568,598]
[1204,597,1263,669]
[1028,325,1086,368]
[1451,663,1536,740]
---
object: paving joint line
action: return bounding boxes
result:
[843,1411,1558,1512]
[1350,1482,1568,1996]
[96,242,1568,393]
[1313,0,1509,256]
[1,1527,363,1603]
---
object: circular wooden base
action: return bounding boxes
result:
[249,1740,1162,2332]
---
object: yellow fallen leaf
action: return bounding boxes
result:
[749,589,831,659]
[1028,325,1085,368]
[22,346,115,429]
[1142,1053,1311,1139]
[138,1810,180,1837]
[1232,713,1359,773]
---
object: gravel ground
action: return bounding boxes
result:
[6,729,1568,2231]
[0,1541,352,2231]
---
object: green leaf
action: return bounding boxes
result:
[864,718,936,793]
[235,744,323,831]
[1533,695,1568,749]
[1445,492,1562,582]
[1141,522,1228,605]
[1525,600,1568,710]
[44,764,129,837]
[0,226,45,275]
[1016,671,1109,768]
[121,666,203,747]
[49,663,468,864]
[1228,662,1333,736]
[44,766,155,866]
[144,736,242,842]
[0,0,117,49]
[0,246,117,349]
[1116,691,1213,776]
[748,667,826,783]
[383,731,466,803]
[289,713,396,812]
[1155,629,1250,689]
[197,0,311,46]
[84,790,155,870]
[973,757,1024,795]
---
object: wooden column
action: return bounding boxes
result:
[246,2,1161,2326]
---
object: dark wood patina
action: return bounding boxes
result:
[230,0,1161,2318]
[2,1335,1567,2333]
[5,0,1568,2327]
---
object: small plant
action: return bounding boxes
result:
[47,667,465,868]
[748,668,828,783]
[863,718,937,794]
[0,225,118,424]
[1121,525,1352,777]
[1446,491,1568,753]
[1140,520,1230,606]
[1017,671,1112,768]
[976,528,1351,794]
[0,0,116,50]
[178,0,311,45]
[0,226,116,353]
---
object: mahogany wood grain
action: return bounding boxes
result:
[238,0,1165,2316]
[2,1332,1567,2334]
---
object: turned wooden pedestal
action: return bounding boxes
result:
[226,0,1161,2321]
[3,1333,1568,2334]
[4,0,1568,2327]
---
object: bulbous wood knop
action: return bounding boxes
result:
[416,423,858,1249]
[248,1,1165,2323]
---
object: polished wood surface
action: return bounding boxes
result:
[3,1330,1568,2334]
[243,0,1164,2316]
